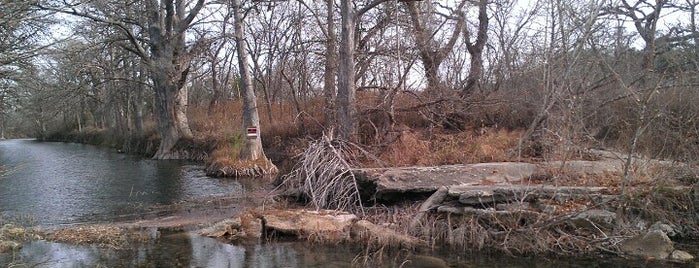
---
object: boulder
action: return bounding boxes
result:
[495,202,531,211]
[620,230,674,260]
[449,185,608,204]
[350,220,425,248]
[669,250,694,262]
[570,209,616,230]
[262,209,356,241]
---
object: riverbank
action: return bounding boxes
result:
[26,101,699,264]
[12,154,695,265]
[252,144,699,263]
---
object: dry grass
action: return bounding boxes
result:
[377,128,522,167]
[46,225,156,249]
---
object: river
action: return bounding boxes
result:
[0,139,695,267]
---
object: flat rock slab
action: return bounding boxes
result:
[541,160,623,176]
[262,209,356,240]
[447,185,608,205]
[355,162,542,197]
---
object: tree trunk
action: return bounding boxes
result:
[336,0,356,141]
[404,1,465,93]
[131,65,145,137]
[146,0,202,159]
[405,1,441,92]
[149,39,194,159]
[151,68,185,159]
[463,0,488,94]
[232,0,276,175]
[324,0,337,131]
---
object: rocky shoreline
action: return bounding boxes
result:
[230,150,696,262]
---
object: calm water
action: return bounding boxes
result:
[4,234,695,268]
[0,139,242,225]
[0,139,695,267]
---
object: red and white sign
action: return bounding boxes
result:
[246,126,258,138]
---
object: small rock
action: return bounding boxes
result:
[620,230,674,260]
[649,222,677,237]
[198,218,242,238]
[670,250,694,262]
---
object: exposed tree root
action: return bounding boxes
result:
[205,158,278,178]
[280,133,377,214]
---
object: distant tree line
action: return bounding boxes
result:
[0,0,696,164]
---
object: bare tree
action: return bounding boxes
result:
[230,0,277,175]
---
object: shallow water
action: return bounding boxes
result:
[0,139,242,225]
[3,233,694,268]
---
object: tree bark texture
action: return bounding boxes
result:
[336,0,356,141]
[324,0,337,132]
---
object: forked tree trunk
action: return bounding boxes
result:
[405,1,464,93]
[463,0,488,94]
[147,0,201,159]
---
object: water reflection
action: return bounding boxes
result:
[0,234,352,267]
[0,139,241,225]
[6,233,690,268]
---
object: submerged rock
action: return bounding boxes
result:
[620,230,674,260]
